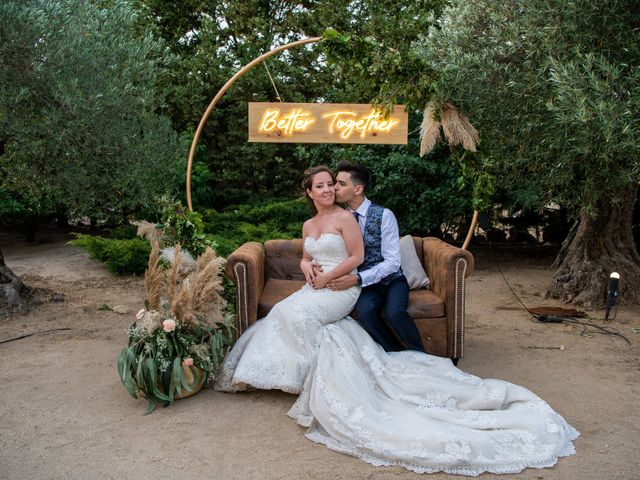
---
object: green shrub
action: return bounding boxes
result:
[0,188,27,219]
[105,224,139,240]
[158,197,218,256]
[69,233,151,275]
[201,198,309,256]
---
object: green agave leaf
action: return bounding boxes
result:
[117,347,128,382]
[144,399,156,415]
[142,359,158,395]
[168,369,176,399]
[171,357,182,399]
[123,378,137,399]
[116,348,138,398]
[135,353,145,389]
[180,365,194,392]
[161,369,171,397]
[126,352,137,386]
[173,337,184,357]
[127,347,136,366]
[141,359,154,392]
[220,322,234,338]
[145,358,171,403]
[143,358,156,381]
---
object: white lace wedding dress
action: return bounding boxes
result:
[215,233,578,476]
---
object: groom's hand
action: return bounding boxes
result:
[327,274,359,291]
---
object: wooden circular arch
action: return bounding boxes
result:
[185,36,478,250]
[185,36,322,212]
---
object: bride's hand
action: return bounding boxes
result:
[301,260,317,285]
[313,272,329,289]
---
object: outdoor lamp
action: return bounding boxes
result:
[605,272,620,320]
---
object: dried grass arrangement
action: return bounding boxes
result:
[117,240,235,414]
[420,101,479,156]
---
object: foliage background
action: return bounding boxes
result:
[1,0,476,243]
[414,0,640,216]
[3,0,637,271]
[0,0,183,231]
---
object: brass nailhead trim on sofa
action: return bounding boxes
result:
[234,262,249,336]
[453,257,468,358]
[232,255,468,354]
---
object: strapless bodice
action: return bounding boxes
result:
[304,233,349,272]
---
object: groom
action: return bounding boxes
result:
[327,161,425,353]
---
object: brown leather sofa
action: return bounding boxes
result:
[225,237,474,361]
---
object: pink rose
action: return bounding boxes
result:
[136,309,146,320]
[182,357,194,367]
[162,319,176,332]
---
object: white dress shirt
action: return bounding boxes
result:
[352,198,402,287]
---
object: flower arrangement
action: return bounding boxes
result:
[117,240,235,414]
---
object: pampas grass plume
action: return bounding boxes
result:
[142,240,227,327]
[144,241,164,311]
[135,221,163,242]
[419,102,479,155]
[457,111,480,152]
[419,102,442,157]
[170,278,195,324]
[192,248,226,321]
[161,246,196,275]
[441,103,479,152]
[166,244,182,306]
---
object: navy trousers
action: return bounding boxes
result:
[354,275,426,353]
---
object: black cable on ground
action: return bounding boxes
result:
[493,253,631,344]
[0,328,74,345]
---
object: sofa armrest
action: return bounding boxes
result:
[423,237,474,359]
[225,242,265,337]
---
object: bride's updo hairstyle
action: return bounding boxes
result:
[302,165,335,212]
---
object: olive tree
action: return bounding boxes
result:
[416,0,640,307]
[0,0,182,314]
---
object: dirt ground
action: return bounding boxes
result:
[1,228,638,480]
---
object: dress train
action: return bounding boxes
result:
[215,233,578,476]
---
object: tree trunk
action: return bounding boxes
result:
[0,246,33,316]
[549,185,640,309]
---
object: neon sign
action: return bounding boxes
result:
[323,110,400,140]
[248,102,407,144]
[258,108,316,136]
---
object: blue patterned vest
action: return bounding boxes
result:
[358,202,403,284]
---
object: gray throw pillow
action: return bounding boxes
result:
[399,235,430,290]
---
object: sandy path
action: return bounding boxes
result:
[1,230,638,480]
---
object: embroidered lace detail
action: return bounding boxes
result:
[289,320,578,476]
[215,234,360,394]
[216,232,579,476]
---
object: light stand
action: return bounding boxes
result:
[604,272,620,320]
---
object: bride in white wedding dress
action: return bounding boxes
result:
[215,167,578,476]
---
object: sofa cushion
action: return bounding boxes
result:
[400,235,430,290]
[258,278,306,318]
[258,278,445,321]
[264,239,306,281]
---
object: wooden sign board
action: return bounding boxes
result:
[248,102,407,144]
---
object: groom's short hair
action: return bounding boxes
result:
[337,161,370,190]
